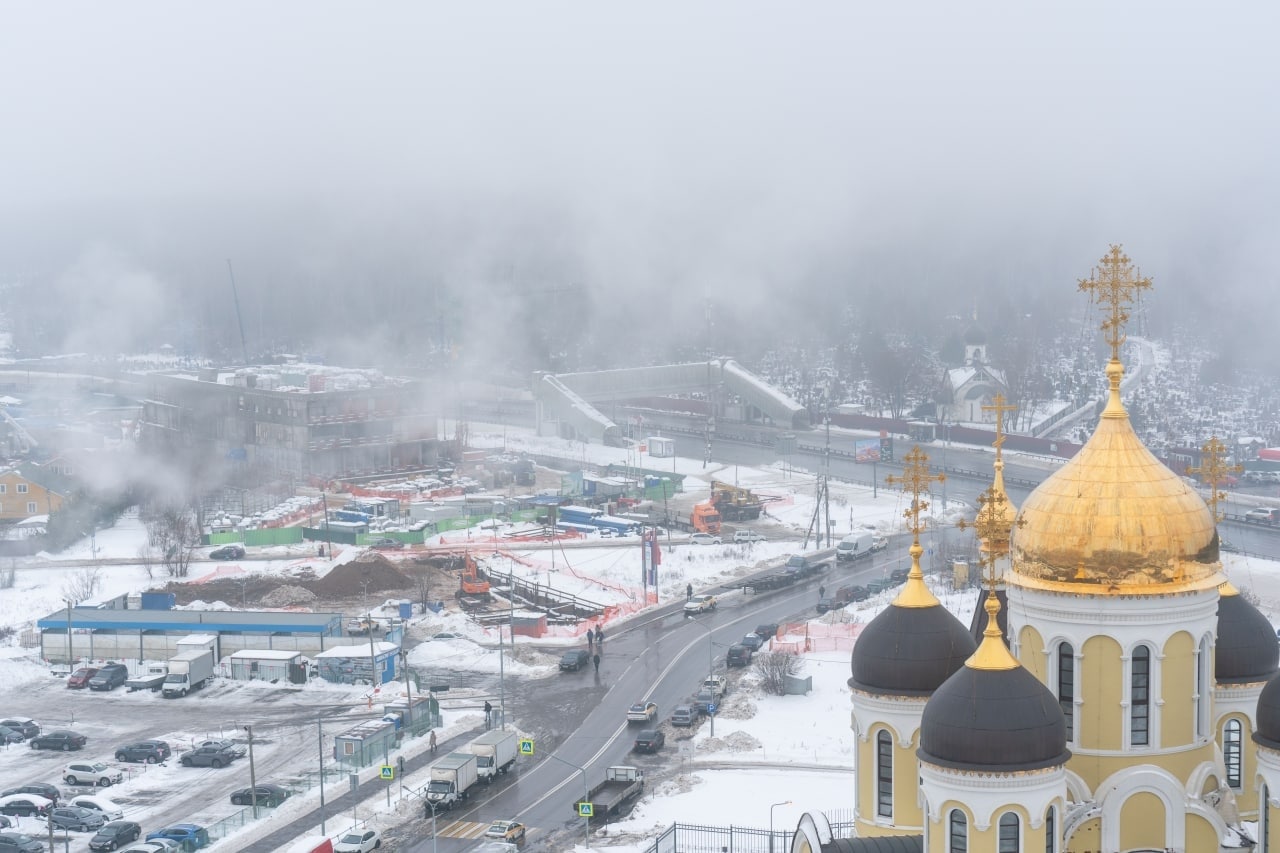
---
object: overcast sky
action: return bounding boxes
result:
[2,2,1278,366]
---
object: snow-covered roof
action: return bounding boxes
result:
[229,649,302,661]
[315,641,399,658]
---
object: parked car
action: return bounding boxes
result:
[689,532,721,546]
[2,785,59,804]
[739,633,764,652]
[333,828,381,852]
[755,623,780,643]
[626,702,658,724]
[67,795,123,822]
[0,720,38,739]
[690,689,719,715]
[670,705,699,727]
[632,729,665,754]
[0,832,44,853]
[0,795,53,818]
[559,649,591,672]
[229,784,291,807]
[484,820,526,842]
[195,740,244,755]
[726,644,753,667]
[30,730,86,751]
[1245,507,1280,524]
[66,668,99,689]
[367,537,405,550]
[89,819,142,851]
[88,665,129,691]
[115,740,171,764]
[732,529,766,543]
[683,594,717,616]
[49,806,105,832]
[0,727,24,745]
[123,842,183,853]
[145,824,209,850]
[0,817,10,830]
[209,544,245,560]
[178,746,239,768]
[64,762,122,787]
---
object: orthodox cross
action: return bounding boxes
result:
[1078,244,1152,361]
[981,393,1017,454]
[957,487,1024,586]
[1188,436,1242,523]
[885,445,945,545]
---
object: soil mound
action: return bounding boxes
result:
[260,585,318,607]
[311,554,411,597]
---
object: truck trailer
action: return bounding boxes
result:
[425,751,479,811]
[467,730,518,783]
[575,765,645,820]
[162,649,214,698]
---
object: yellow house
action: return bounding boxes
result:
[0,465,66,523]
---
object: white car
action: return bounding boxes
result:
[65,761,123,787]
[68,793,123,821]
[690,532,722,545]
[334,828,382,852]
[732,530,766,543]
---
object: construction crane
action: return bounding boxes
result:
[0,405,37,453]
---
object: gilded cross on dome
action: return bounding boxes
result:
[958,487,1024,575]
[886,445,945,544]
[1188,436,1242,523]
[981,393,1016,455]
[1078,244,1153,362]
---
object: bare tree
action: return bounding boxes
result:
[142,501,202,579]
[0,563,15,590]
[62,566,102,604]
[753,650,805,696]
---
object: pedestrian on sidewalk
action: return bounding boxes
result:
[484,700,493,729]
[429,730,437,753]
[595,626,604,648]
[593,653,601,673]
[586,630,594,651]
[686,583,693,601]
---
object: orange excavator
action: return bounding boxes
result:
[458,552,491,599]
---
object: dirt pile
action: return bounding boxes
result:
[311,554,411,597]
[260,585,318,607]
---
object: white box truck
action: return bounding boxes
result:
[162,649,215,698]
[425,751,479,811]
[467,730,518,783]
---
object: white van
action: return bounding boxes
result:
[68,794,123,821]
[836,532,874,561]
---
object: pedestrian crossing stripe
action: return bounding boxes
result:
[436,819,491,839]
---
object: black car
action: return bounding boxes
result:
[0,832,45,853]
[115,740,171,764]
[726,644,753,667]
[0,798,51,818]
[632,729,665,754]
[559,649,591,672]
[209,544,246,560]
[30,730,86,751]
[739,633,764,652]
[755,623,779,643]
[2,785,60,805]
[0,727,24,745]
[229,784,291,807]
[88,664,129,691]
[0,720,38,739]
[889,568,909,584]
[89,820,142,851]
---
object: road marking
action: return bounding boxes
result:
[435,819,496,839]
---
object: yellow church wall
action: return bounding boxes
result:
[1160,631,1196,746]
[962,805,1039,853]
[1080,635,1123,751]
[1066,816,1100,852]
[1186,811,1222,852]
[1222,713,1260,818]
[855,725,921,835]
[1068,742,1216,797]
[925,802,969,853]
[1019,624,1046,681]
[1118,791,1165,852]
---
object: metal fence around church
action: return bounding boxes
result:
[640,816,854,853]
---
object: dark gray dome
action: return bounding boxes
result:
[918,665,1070,772]
[850,604,977,697]
[1217,592,1279,684]
[1255,674,1280,750]
[963,325,987,345]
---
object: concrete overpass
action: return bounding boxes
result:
[533,359,809,445]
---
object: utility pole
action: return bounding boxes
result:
[823,411,832,546]
[400,650,413,733]
[318,715,327,835]
[244,725,258,818]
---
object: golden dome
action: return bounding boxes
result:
[1011,359,1219,591]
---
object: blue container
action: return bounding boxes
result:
[139,592,176,610]
[399,602,413,620]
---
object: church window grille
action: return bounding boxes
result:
[1197,636,1211,739]
[876,730,893,818]
[1057,642,1074,741]
[1131,645,1150,746]
[1045,806,1055,853]
[998,813,1020,853]
[949,809,967,853]
[1225,719,1243,789]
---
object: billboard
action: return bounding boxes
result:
[854,438,881,463]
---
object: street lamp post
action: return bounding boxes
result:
[427,800,440,853]
[770,800,793,853]
[244,724,258,819]
[693,617,717,737]
[547,752,590,849]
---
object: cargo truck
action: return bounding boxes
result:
[575,765,645,820]
[660,503,721,535]
[162,649,215,698]
[425,751,479,811]
[467,730,518,783]
[126,664,168,692]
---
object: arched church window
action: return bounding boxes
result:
[876,730,893,818]
[1197,636,1211,739]
[1225,718,1243,789]
[1044,805,1056,853]
[1131,645,1150,746]
[1057,642,1074,741]
[998,812,1020,853]
[949,808,967,853]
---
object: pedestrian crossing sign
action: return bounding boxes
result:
[380,765,394,781]
[519,738,534,755]
[579,802,594,818]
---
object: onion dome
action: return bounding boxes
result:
[919,593,1070,772]
[1011,359,1219,590]
[850,542,976,696]
[1217,582,1280,684]
[963,324,987,345]
[1254,673,1280,750]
